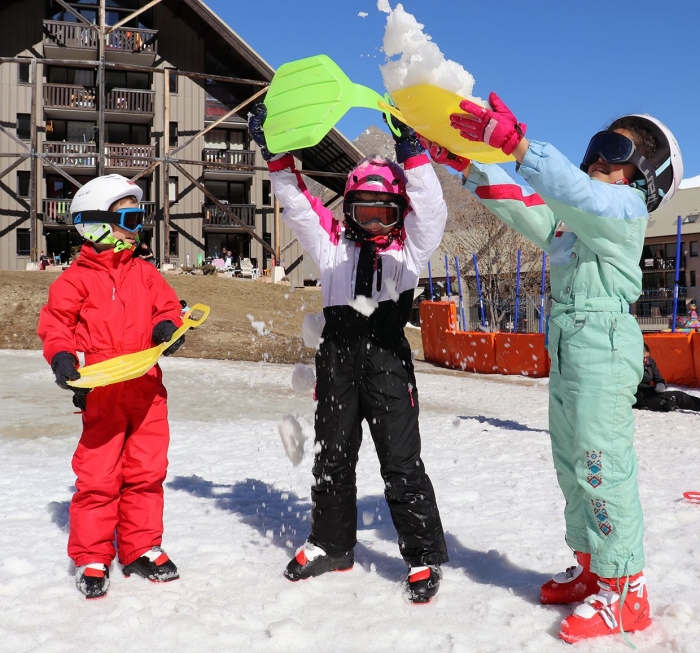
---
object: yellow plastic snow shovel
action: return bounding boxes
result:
[67,303,210,389]
[264,54,399,153]
[379,85,514,164]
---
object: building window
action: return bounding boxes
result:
[169,122,178,148]
[262,180,271,206]
[17,114,31,140]
[691,271,696,287]
[17,171,30,198]
[168,177,178,203]
[169,231,179,257]
[16,228,30,256]
[691,241,698,257]
[18,61,30,84]
[168,70,178,94]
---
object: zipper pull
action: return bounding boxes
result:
[408,383,415,408]
[112,287,116,301]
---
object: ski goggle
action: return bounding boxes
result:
[73,207,144,233]
[351,202,402,228]
[580,131,636,170]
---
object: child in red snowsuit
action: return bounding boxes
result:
[38,174,184,599]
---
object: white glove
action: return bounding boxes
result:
[655,383,667,393]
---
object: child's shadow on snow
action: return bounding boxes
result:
[459,414,549,434]
[168,474,547,601]
[47,498,71,533]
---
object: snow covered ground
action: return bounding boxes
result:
[1,349,699,653]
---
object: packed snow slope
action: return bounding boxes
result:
[1,351,699,653]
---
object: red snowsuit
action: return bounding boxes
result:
[38,243,182,567]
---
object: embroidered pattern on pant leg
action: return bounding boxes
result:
[586,450,603,488]
[591,499,613,536]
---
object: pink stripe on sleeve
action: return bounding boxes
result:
[476,184,545,207]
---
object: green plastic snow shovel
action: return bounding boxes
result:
[264,54,399,153]
[67,303,210,389]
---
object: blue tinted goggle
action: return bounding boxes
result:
[580,131,636,170]
[73,207,144,232]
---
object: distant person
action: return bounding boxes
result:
[634,344,700,412]
[135,240,155,263]
[425,97,682,641]
[224,250,234,268]
[249,104,448,603]
[37,174,184,600]
[688,300,698,320]
[39,251,50,270]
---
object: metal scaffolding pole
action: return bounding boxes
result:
[162,69,170,263]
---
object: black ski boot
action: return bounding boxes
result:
[284,542,354,581]
[75,563,110,600]
[122,546,179,582]
[405,565,442,604]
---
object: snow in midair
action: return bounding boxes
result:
[302,313,325,348]
[291,363,315,394]
[349,295,379,317]
[277,415,307,466]
[378,2,484,105]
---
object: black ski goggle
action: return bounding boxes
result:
[351,202,401,228]
[74,207,144,232]
[580,131,636,170]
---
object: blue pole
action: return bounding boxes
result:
[672,215,682,332]
[473,254,487,328]
[428,261,433,300]
[444,255,451,297]
[539,252,547,333]
[514,249,522,333]
[455,256,467,331]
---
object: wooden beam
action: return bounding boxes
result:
[106,0,163,33]
[52,0,98,30]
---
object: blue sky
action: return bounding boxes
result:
[207,0,700,179]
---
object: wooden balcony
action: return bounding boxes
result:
[43,85,154,122]
[202,149,256,178]
[42,20,99,61]
[43,21,157,64]
[42,142,156,172]
[203,204,256,229]
[42,199,156,227]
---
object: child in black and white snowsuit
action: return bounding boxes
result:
[248,105,449,603]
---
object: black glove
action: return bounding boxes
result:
[384,113,425,164]
[51,351,81,390]
[72,388,90,412]
[247,103,273,162]
[152,320,185,357]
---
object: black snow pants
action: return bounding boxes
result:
[308,335,448,567]
[634,387,700,412]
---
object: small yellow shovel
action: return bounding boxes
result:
[67,303,210,389]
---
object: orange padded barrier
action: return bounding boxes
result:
[643,333,696,387]
[495,333,550,378]
[420,301,456,367]
[445,331,497,374]
[692,334,700,388]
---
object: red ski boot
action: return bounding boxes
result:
[558,572,651,643]
[540,551,600,604]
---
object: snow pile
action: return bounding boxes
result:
[378,2,484,104]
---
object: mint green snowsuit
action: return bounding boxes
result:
[464,141,647,577]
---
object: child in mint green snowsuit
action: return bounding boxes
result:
[426,92,682,641]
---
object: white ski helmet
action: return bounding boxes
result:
[609,114,683,212]
[71,174,144,243]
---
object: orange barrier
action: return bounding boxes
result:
[446,331,497,373]
[419,301,456,367]
[643,333,697,386]
[495,333,550,378]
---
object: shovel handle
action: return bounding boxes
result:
[165,303,210,348]
[378,100,407,136]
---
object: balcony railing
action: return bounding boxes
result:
[43,84,154,114]
[203,204,256,228]
[202,149,256,171]
[42,142,156,168]
[43,20,99,50]
[105,26,158,55]
[43,199,156,226]
[43,21,157,56]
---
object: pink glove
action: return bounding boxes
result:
[450,92,526,156]
[418,136,471,172]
